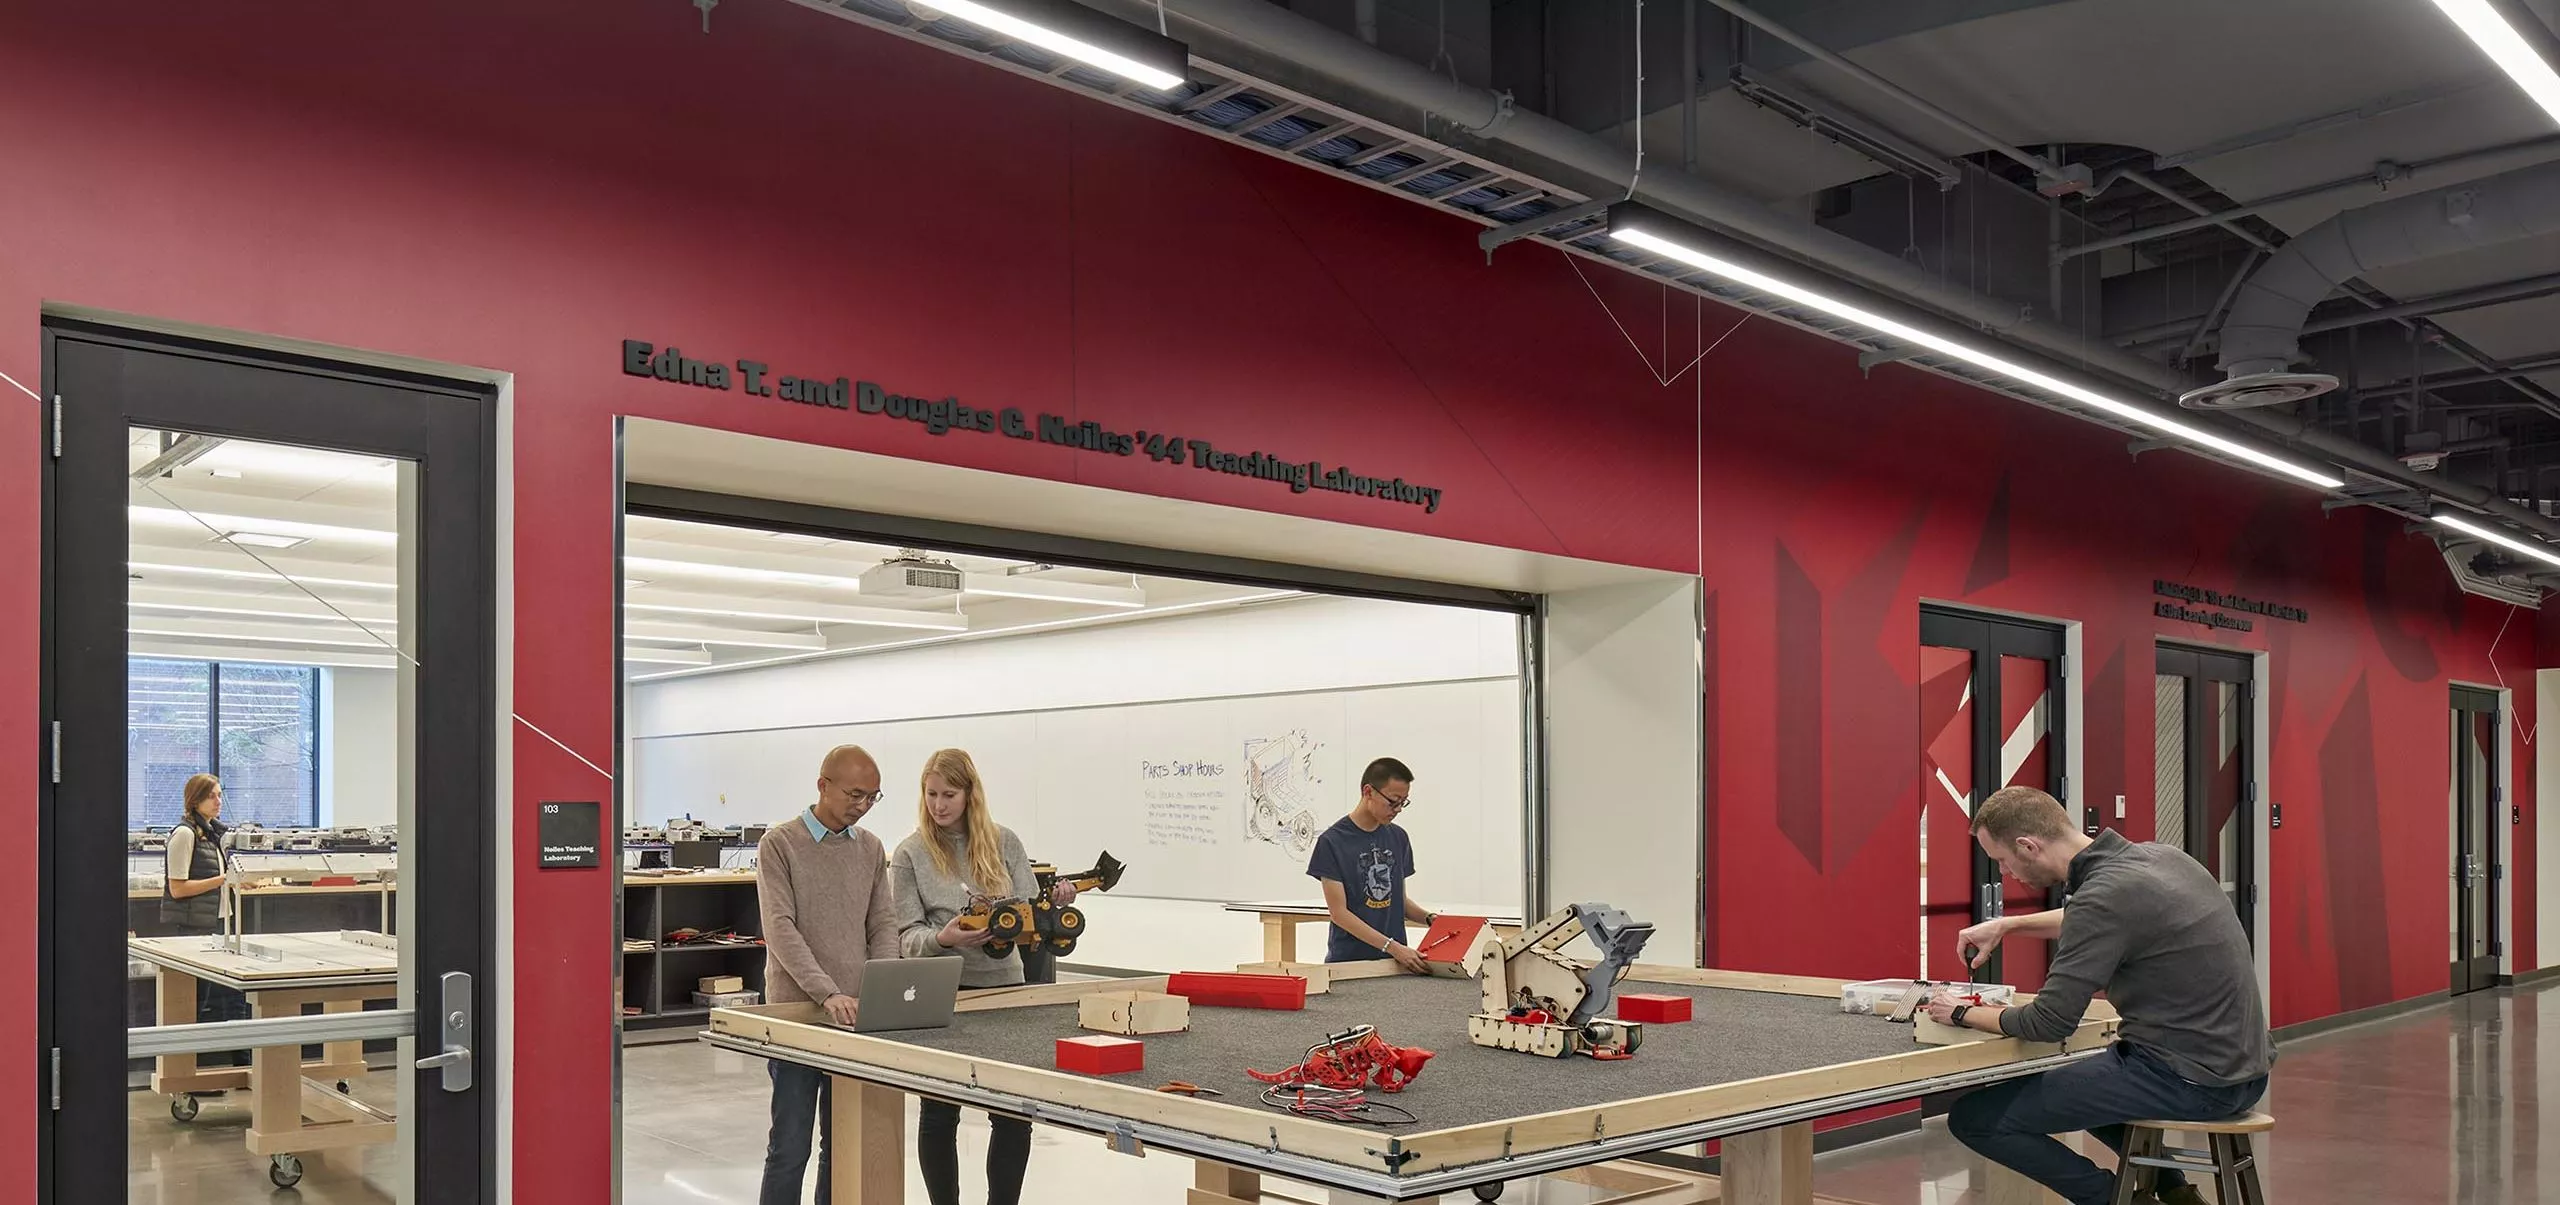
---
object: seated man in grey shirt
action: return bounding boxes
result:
[1927,786,2272,1205]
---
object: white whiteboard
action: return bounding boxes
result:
[629,677,1523,908]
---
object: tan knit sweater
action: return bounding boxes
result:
[755,813,901,1005]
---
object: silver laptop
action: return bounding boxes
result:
[849,958,963,1033]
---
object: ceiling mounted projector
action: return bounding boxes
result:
[859,551,965,599]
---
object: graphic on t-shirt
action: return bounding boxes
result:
[1357,845,1396,907]
[1243,730,1323,856]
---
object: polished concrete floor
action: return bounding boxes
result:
[129,978,2555,1202]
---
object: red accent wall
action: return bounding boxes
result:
[0,1,2539,1200]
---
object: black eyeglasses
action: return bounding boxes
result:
[1373,789,1413,811]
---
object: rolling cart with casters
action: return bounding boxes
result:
[132,931,402,1190]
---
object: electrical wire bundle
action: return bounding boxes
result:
[1256,1082,1417,1126]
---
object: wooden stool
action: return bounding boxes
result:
[2109,1111,2272,1205]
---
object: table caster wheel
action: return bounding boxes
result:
[169,1095,200,1123]
[269,1154,304,1188]
[1472,1184,1504,1202]
[336,1080,351,1094]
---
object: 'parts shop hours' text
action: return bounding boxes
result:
[623,340,1445,516]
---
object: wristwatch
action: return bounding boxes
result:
[1950,1004,1972,1026]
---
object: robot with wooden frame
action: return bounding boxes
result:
[958,851,1127,959]
[1467,902,1654,1059]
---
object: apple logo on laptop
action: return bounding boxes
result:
[903,986,917,1003]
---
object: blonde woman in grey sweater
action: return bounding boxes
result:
[890,748,1075,1205]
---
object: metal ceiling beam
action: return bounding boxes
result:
[2301,271,2560,336]
[2058,133,2560,263]
[1699,0,2085,192]
[2352,348,2560,398]
[2149,80,2487,172]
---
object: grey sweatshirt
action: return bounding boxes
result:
[1998,829,2273,1085]
[890,824,1036,988]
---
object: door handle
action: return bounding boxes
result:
[416,970,473,1093]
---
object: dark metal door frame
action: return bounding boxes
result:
[39,322,497,1203]
[2155,643,2257,943]
[1919,607,2068,985]
[2450,684,2502,996]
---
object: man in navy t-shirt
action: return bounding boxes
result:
[1305,757,1437,971]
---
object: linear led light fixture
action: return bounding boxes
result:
[908,0,1188,92]
[129,600,393,626]
[621,555,862,591]
[962,575,1146,609]
[624,600,968,631]
[2434,512,2560,570]
[2429,0,2560,127]
[1601,205,2347,490]
[128,625,392,650]
[130,560,398,592]
[632,589,1303,682]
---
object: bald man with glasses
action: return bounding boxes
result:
[755,744,900,1205]
[1308,756,1437,973]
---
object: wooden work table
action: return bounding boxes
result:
[707,959,2117,1204]
[131,931,402,1187]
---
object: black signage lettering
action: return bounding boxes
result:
[536,801,602,869]
[621,339,1445,515]
[2152,579,2304,631]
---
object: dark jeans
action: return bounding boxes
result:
[919,982,1032,1205]
[1949,1043,2267,1205]
[760,1060,833,1205]
[194,955,252,1070]
[918,1098,1031,1205]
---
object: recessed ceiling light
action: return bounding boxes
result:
[209,468,244,480]
[218,531,310,550]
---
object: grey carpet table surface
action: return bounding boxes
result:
[882,976,1925,1134]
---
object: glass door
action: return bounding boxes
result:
[2153,645,2255,939]
[2450,686,2501,996]
[1919,608,2066,989]
[42,328,494,1204]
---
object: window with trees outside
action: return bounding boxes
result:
[128,657,322,829]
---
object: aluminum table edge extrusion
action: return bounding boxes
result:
[697,1031,2105,1200]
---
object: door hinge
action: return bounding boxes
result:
[50,395,61,458]
[2245,779,2257,803]
[49,721,60,785]
[2491,940,2504,957]
[50,1048,60,1110]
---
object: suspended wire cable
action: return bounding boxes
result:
[1626,0,1645,200]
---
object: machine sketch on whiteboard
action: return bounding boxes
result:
[1244,729,1325,857]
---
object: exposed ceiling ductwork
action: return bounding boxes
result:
[2193,156,2560,407]
[790,0,2560,604]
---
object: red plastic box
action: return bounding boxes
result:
[1616,993,1692,1023]
[1056,1035,1145,1075]
[1166,971,1308,1010]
